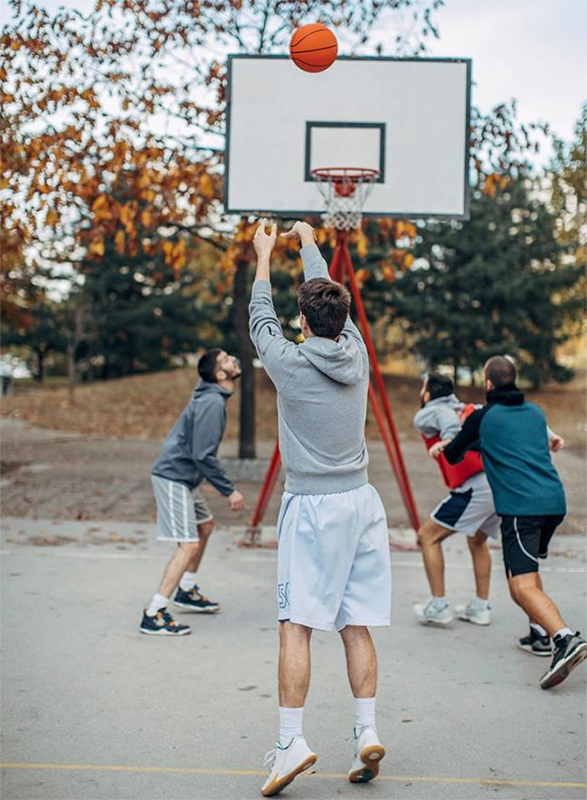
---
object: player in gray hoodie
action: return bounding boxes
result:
[251,221,391,796]
[413,372,498,629]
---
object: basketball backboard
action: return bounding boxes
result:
[224,55,471,220]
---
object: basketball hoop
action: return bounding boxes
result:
[311,167,379,230]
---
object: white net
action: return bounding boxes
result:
[311,168,379,230]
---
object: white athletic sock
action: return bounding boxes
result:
[554,627,574,641]
[355,697,376,731]
[430,596,448,608]
[474,596,490,608]
[530,622,548,637]
[179,571,198,592]
[147,593,169,617]
[279,707,303,744]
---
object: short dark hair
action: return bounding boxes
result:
[198,348,222,382]
[485,355,517,388]
[425,371,455,401]
[298,278,351,339]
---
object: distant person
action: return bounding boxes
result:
[139,349,245,636]
[0,360,13,395]
[250,220,391,796]
[437,356,586,689]
[413,372,498,627]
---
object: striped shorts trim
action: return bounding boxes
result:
[151,475,212,542]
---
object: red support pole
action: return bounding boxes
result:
[338,233,420,531]
[247,441,282,539]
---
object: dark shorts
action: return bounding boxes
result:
[501,514,564,577]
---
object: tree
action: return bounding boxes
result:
[1,0,443,456]
[390,177,584,385]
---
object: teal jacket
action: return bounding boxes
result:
[444,386,566,517]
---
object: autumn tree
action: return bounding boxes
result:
[1,0,443,456]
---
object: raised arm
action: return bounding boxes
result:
[282,221,366,353]
[248,220,296,390]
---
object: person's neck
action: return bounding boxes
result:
[217,378,233,392]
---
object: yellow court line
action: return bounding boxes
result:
[1,763,585,788]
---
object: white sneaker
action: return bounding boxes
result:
[414,600,454,627]
[455,600,491,626]
[261,736,317,797]
[349,726,386,783]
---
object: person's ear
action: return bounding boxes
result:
[423,390,431,404]
[216,369,227,382]
[485,378,494,392]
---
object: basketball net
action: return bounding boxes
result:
[311,167,379,230]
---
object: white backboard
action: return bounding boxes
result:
[225,56,471,220]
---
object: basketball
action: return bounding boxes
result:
[289,23,338,73]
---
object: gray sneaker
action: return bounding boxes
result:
[518,627,552,657]
[414,600,454,627]
[455,599,491,626]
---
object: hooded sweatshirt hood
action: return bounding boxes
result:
[192,379,234,400]
[413,393,468,440]
[298,336,364,386]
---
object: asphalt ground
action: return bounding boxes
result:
[1,517,586,800]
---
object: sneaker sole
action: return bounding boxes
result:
[417,617,453,628]
[349,744,386,783]
[540,642,587,690]
[517,642,552,657]
[139,627,191,636]
[457,614,491,626]
[172,601,220,613]
[261,754,317,797]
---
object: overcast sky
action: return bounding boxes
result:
[3,0,586,146]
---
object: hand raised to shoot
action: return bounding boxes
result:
[281,221,317,249]
[253,218,277,260]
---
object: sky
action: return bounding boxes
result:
[3,0,585,147]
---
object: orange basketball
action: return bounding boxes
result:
[289,23,338,73]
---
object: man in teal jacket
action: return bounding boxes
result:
[439,355,586,690]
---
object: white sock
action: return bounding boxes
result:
[474,596,490,608]
[147,593,169,616]
[430,596,448,608]
[530,622,547,637]
[179,571,198,592]
[279,707,303,744]
[355,697,376,731]
[554,627,574,641]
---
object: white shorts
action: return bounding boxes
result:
[430,472,500,539]
[277,483,392,632]
[151,475,213,542]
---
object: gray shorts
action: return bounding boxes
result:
[151,475,214,542]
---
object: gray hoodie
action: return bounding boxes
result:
[151,381,235,495]
[413,394,467,440]
[249,244,369,495]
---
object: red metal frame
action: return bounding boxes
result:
[247,229,420,538]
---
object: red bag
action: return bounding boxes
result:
[422,404,484,490]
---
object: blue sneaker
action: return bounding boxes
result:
[174,585,220,613]
[139,607,190,636]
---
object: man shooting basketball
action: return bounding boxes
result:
[250,220,391,796]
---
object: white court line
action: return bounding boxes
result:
[1,549,586,573]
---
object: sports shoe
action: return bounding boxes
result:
[455,599,492,626]
[139,608,190,636]
[261,736,317,797]
[349,726,386,783]
[540,632,587,690]
[414,599,454,627]
[173,585,220,613]
[518,627,552,657]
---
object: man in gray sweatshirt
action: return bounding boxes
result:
[139,349,245,636]
[250,221,391,796]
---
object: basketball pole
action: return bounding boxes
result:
[246,231,420,543]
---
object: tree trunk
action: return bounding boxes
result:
[68,343,76,405]
[36,349,45,384]
[233,256,256,459]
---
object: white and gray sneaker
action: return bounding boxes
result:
[414,599,454,627]
[455,599,492,626]
[261,736,317,797]
[349,726,386,783]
